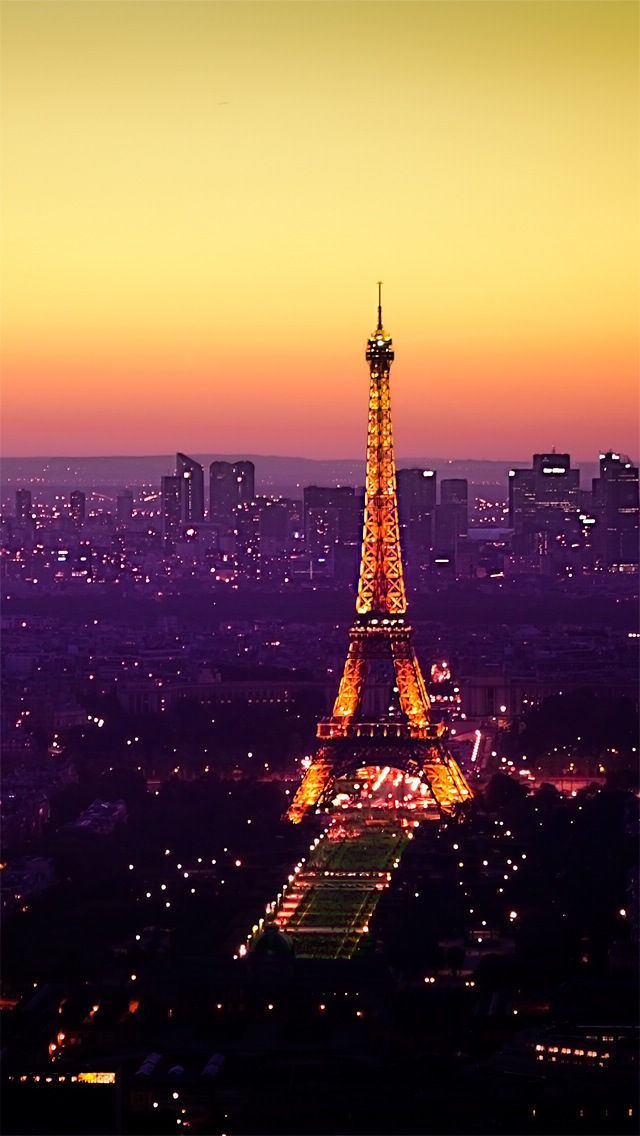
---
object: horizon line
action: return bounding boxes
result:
[1,450,628,464]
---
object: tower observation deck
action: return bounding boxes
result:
[287,286,472,822]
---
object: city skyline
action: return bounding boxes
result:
[2,1,638,460]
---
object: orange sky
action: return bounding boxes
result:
[2,1,638,460]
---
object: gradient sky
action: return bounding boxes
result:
[2,0,638,460]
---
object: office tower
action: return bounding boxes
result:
[16,489,32,522]
[592,451,639,567]
[440,478,468,514]
[435,478,468,553]
[303,485,360,555]
[233,461,255,507]
[209,460,255,519]
[508,453,580,536]
[258,497,302,554]
[209,462,236,519]
[289,287,471,824]
[161,475,182,538]
[397,468,437,522]
[396,467,436,554]
[259,501,291,555]
[282,497,304,542]
[69,490,86,524]
[176,453,205,523]
[116,490,134,524]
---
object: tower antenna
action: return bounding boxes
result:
[377,281,383,331]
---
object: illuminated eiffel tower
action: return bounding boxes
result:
[288,286,472,823]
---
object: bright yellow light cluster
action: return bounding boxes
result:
[356,344,406,617]
[289,303,473,821]
[287,758,332,824]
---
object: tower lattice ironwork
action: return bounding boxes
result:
[288,286,472,823]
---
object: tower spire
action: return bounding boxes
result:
[359,283,403,615]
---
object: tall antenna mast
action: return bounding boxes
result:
[377,280,383,331]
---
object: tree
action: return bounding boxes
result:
[483,773,529,813]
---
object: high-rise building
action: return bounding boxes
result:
[396,468,437,523]
[176,453,205,524]
[161,475,182,538]
[259,501,291,556]
[209,462,236,519]
[396,467,436,557]
[592,451,639,568]
[209,460,255,519]
[303,486,360,556]
[233,461,255,507]
[69,490,86,524]
[15,489,32,522]
[508,453,580,537]
[116,490,134,524]
[435,478,468,553]
[440,478,468,511]
[258,497,302,557]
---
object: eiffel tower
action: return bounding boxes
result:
[287,286,472,823]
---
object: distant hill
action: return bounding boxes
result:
[0,453,601,498]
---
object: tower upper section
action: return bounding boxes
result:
[366,282,395,370]
[355,285,407,616]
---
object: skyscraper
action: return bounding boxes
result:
[396,467,436,556]
[161,475,182,538]
[176,453,205,523]
[233,461,255,507]
[209,460,255,519]
[440,478,468,512]
[435,478,469,553]
[592,451,639,568]
[116,490,134,524]
[15,489,32,522]
[396,468,437,523]
[508,453,580,537]
[69,490,86,524]
[259,501,292,556]
[303,485,360,556]
[209,462,236,520]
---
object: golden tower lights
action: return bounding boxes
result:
[288,287,472,822]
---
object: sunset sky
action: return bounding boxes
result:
[2,0,638,460]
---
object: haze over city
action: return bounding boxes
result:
[2,0,638,460]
